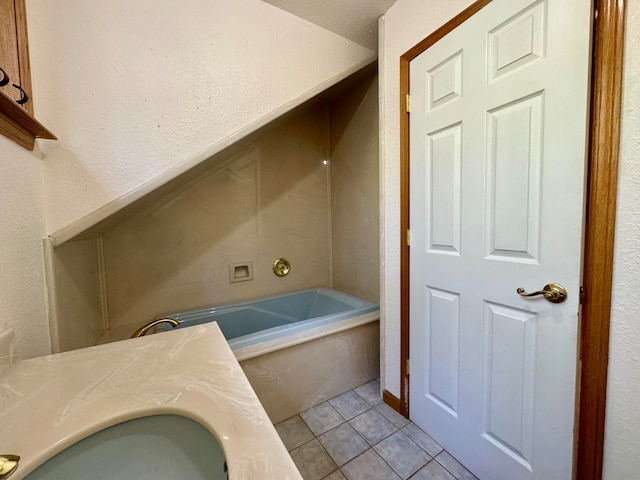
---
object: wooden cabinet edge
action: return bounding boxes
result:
[0,88,56,151]
[14,0,34,117]
[0,114,34,150]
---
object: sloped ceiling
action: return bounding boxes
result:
[261,0,398,50]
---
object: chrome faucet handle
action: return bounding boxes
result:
[131,318,180,338]
[0,455,19,479]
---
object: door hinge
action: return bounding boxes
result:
[580,286,586,304]
[406,94,411,113]
[406,358,411,375]
[406,229,411,247]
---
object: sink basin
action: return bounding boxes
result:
[24,415,226,480]
[1,323,302,479]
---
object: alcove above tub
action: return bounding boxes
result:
[45,63,380,353]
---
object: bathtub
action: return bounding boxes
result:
[162,288,378,352]
[160,288,380,423]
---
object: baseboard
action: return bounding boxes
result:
[383,389,407,417]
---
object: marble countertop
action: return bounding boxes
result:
[0,323,302,479]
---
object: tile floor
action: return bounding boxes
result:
[274,379,479,480]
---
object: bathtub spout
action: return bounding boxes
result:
[131,318,180,338]
[0,455,19,480]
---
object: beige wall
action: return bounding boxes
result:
[26,0,374,237]
[2,0,373,360]
[48,73,381,351]
[101,103,333,332]
[330,75,380,302]
[49,238,104,353]
[0,137,49,358]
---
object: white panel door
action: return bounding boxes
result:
[408,1,592,479]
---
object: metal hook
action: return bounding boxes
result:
[11,84,28,105]
[0,68,8,87]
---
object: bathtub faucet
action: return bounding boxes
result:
[0,455,19,480]
[131,318,180,338]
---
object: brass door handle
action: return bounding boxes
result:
[517,283,567,304]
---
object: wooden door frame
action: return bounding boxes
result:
[393,1,626,479]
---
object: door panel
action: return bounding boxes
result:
[482,301,537,468]
[426,123,462,254]
[408,1,592,479]
[427,51,463,110]
[485,92,543,262]
[425,287,460,416]
[487,1,545,82]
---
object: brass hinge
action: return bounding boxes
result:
[406,358,411,375]
[407,229,411,247]
[406,94,411,113]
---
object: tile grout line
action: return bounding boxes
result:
[294,396,363,479]
[314,434,340,479]
[370,430,435,480]
[279,381,469,480]
[300,397,430,480]
[431,453,465,480]
[298,397,384,479]
[406,457,439,480]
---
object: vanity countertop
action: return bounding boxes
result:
[0,323,302,479]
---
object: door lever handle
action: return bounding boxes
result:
[517,283,567,304]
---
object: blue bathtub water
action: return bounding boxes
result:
[160,288,378,350]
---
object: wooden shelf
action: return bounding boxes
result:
[0,87,56,150]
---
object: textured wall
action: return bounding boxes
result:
[261,0,397,49]
[100,103,332,336]
[25,0,374,236]
[0,137,49,358]
[379,0,474,397]
[603,1,640,477]
[330,74,380,302]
